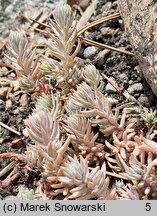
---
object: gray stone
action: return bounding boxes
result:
[102,2,112,12]
[23,128,29,137]
[0,87,9,97]
[105,77,117,93]
[128,80,133,85]
[5,5,14,15]
[0,0,67,42]
[119,73,128,80]
[119,0,157,96]
[94,50,110,67]
[138,95,149,106]
[119,73,128,85]
[127,83,143,95]
[83,46,98,59]
[100,27,118,36]
[138,95,154,107]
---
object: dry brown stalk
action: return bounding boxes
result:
[79,37,134,56]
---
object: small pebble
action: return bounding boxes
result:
[22,128,29,137]
[138,95,154,107]
[12,80,20,91]
[100,27,118,36]
[0,78,11,87]
[0,67,9,76]
[0,87,9,97]
[138,95,149,106]
[119,73,128,81]
[5,99,12,109]
[105,77,117,93]
[14,109,20,115]
[83,46,98,59]
[127,83,143,95]
[9,72,16,78]
[128,80,133,85]
[102,1,112,11]
[5,5,14,15]
[19,94,29,107]
[11,138,23,149]
[94,50,110,67]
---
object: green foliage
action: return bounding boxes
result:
[141,109,156,124]
[35,93,52,112]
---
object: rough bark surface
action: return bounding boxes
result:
[118,0,157,96]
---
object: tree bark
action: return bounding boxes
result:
[118,0,157,96]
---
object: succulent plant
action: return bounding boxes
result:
[6,31,42,91]
[66,82,125,136]
[118,154,157,199]
[141,108,157,124]
[116,183,140,200]
[17,185,34,200]
[41,3,82,95]
[2,3,157,201]
[25,145,43,169]
[105,123,136,160]
[82,64,104,92]
[25,108,72,189]
[35,93,53,112]
[64,115,104,161]
[58,155,117,199]
[133,132,157,157]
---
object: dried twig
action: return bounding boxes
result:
[0,122,21,136]
[79,37,134,56]
[102,73,123,93]
[77,12,121,35]
[102,74,142,107]
[28,10,134,56]
[28,11,120,36]
[0,161,18,178]
[76,0,98,29]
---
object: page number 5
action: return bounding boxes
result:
[145,203,151,211]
